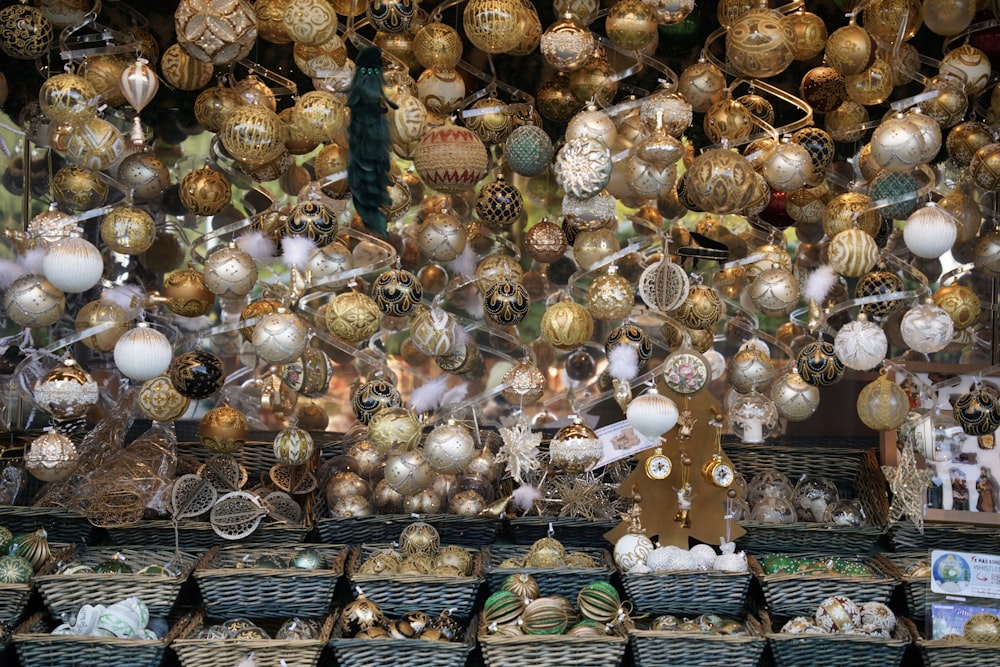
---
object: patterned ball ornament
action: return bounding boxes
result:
[372,269,423,317]
[868,171,918,221]
[502,360,547,404]
[137,375,190,422]
[855,270,904,318]
[771,371,820,421]
[946,121,993,167]
[413,124,489,194]
[384,448,434,495]
[485,280,530,326]
[160,43,214,90]
[685,148,756,215]
[66,118,125,171]
[353,379,402,424]
[728,343,774,394]
[825,23,876,76]
[799,66,846,114]
[606,0,658,51]
[424,422,477,474]
[970,143,1000,192]
[606,322,652,370]
[114,326,173,382]
[932,284,981,330]
[24,432,77,482]
[416,212,467,262]
[168,350,225,400]
[763,142,818,193]
[39,73,97,124]
[413,22,463,70]
[823,192,879,238]
[587,270,634,322]
[674,285,724,330]
[541,299,594,350]
[748,268,800,317]
[204,244,258,298]
[904,205,957,259]
[42,236,102,294]
[524,219,568,264]
[505,125,554,177]
[0,4,53,59]
[34,359,99,420]
[76,299,128,352]
[955,385,1000,436]
[900,301,954,354]
[828,229,879,278]
[476,176,524,229]
[273,426,314,466]
[175,0,257,66]
[677,60,726,113]
[199,404,249,453]
[834,315,887,371]
[252,310,309,364]
[3,274,65,328]
[703,98,754,144]
[475,254,523,295]
[974,233,1000,279]
[179,167,232,216]
[540,14,595,71]
[220,105,287,167]
[52,165,109,213]
[325,292,382,344]
[857,374,909,432]
[725,9,795,78]
[796,341,845,387]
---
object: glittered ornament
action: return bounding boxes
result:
[674,285,724,330]
[771,371,820,421]
[353,378,402,424]
[505,125,554,177]
[502,359,547,404]
[384,448,434,495]
[677,60,726,114]
[828,229,879,278]
[199,404,249,453]
[410,307,461,356]
[900,301,954,354]
[540,14,595,72]
[219,104,287,166]
[796,341,845,387]
[870,116,926,172]
[729,390,779,444]
[553,138,612,200]
[252,310,310,364]
[541,299,594,350]
[204,244,258,298]
[933,284,981,330]
[954,384,1000,437]
[114,326,173,382]
[728,343,775,394]
[748,268,800,317]
[273,426,314,466]
[974,233,1000,279]
[465,96,515,145]
[822,192,879,238]
[423,422,477,474]
[3,274,65,328]
[970,143,1000,192]
[371,269,422,317]
[100,205,156,256]
[550,421,603,473]
[367,407,421,453]
[175,0,257,65]
[963,613,1000,644]
[475,254,523,294]
[834,315,888,371]
[684,148,756,215]
[573,228,620,271]
[484,280,530,326]
[855,270,904,318]
[0,4,53,59]
[39,73,97,125]
[168,350,225,400]
[825,23,876,76]
[179,167,232,216]
[326,292,382,344]
[413,124,488,194]
[25,432,77,482]
[606,0,658,51]
[76,299,128,351]
[34,359,99,420]
[476,176,524,229]
[587,270,634,322]
[857,374,909,432]
[51,165,109,213]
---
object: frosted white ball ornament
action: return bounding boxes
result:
[904,204,957,259]
[900,300,955,354]
[43,235,103,293]
[113,325,173,382]
[834,314,888,371]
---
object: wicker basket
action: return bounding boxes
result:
[0,582,32,624]
[724,441,889,555]
[889,521,1000,553]
[752,554,897,617]
[347,545,484,617]
[629,614,768,667]
[107,518,310,550]
[877,553,929,621]
[916,616,1000,667]
[172,610,334,667]
[328,616,476,667]
[174,428,342,475]
[484,546,615,599]
[0,506,93,544]
[194,544,346,618]
[35,546,202,618]
[504,516,617,548]
[620,567,753,616]
[766,611,913,667]
[315,512,500,547]
[480,633,627,667]
[13,609,194,667]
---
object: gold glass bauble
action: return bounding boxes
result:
[367,407,421,454]
[198,404,249,453]
[413,22,463,70]
[684,148,756,215]
[587,270,634,322]
[825,100,869,143]
[863,0,921,43]
[717,0,767,28]
[253,310,310,364]
[39,73,97,125]
[66,118,124,171]
[573,228,620,271]
[748,268,800,317]
[24,432,77,482]
[970,143,1000,192]
[179,167,232,216]
[540,15,595,72]
[524,219,568,264]
[325,292,382,344]
[0,5,53,59]
[550,421,602,473]
[34,359,98,420]
[502,360,547,405]
[536,73,583,122]
[76,299,128,352]
[569,54,620,105]
[366,0,416,33]
[606,0,657,51]
[677,60,727,113]
[220,105,287,167]
[704,98,754,144]
[800,66,847,114]
[725,9,795,78]
[138,375,191,422]
[77,55,126,107]
[856,374,909,431]
[240,299,282,342]
[763,142,818,192]
[541,299,594,350]
[941,44,992,95]
[946,121,993,167]
[845,59,894,107]
[933,284,981,330]
[162,266,215,317]
[825,24,876,76]
[464,0,521,54]
[788,10,827,60]
[117,153,170,203]
[415,212,466,262]
[293,32,347,77]
[465,97,515,145]
[204,245,258,298]
[283,0,338,45]
[255,0,293,43]
[920,78,968,129]
[823,192,879,238]
[475,253,523,294]
[51,165,108,214]
[175,0,257,65]
[100,205,155,255]
[674,285,724,330]
[291,91,346,146]
[416,68,466,115]
[194,86,243,136]
[728,343,775,394]
[923,0,977,37]
[829,229,879,277]
[160,42,214,91]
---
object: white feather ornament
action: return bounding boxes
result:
[408,375,450,413]
[0,259,26,289]
[448,245,477,277]
[281,236,317,270]
[803,264,838,305]
[512,484,543,512]
[236,230,276,262]
[607,344,639,381]
[20,248,46,275]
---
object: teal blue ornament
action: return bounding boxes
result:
[292,546,326,570]
[869,170,919,220]
[505,125,553,177]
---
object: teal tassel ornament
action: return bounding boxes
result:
[347,46,396,238]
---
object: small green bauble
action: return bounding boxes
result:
[868,170,919,220]
[293,547,326,570]
[137,564,171,576]
[95,553,133,574]
[504,125,554,177]
[0,555,33,584]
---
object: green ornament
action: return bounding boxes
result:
[95,553,133,574]
[657,4,705,53]
[869,170,918,220]
[58,563,95,575]
[505,125,553,178]
[0,555,33,584]
[0,527,11,552]
[253,554,288,569]
[137,564,171,576]
[292,546,325,570]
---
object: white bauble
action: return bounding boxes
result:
[900,302,955,354]
[859,601,897,633]
[113,326,173,381]
[689,543,717,570]
[645,545,682,572]
[614,532,654,571]
[834,317,888,371]
[43,236,103,293]
[422,422,476,474]
[626,388,679,440]
[903,205,957,259]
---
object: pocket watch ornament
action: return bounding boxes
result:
[25,431,78,482]
[34,359,99,420]
[549,419,603,473]
[833,314,888,371]
[856,372,909,432]
[954,384,1000,436]
[728,390,779,444]
[900,300,954,354]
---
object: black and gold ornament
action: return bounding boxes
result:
[796,340,845,387]
[484,280,530,326]
[955,384,1000,437]
[855,270,904,318]
[475,175,524,229]
[168,350,225,400]
[352,378,403,423]
[284,200,338,245]
[605,321,652,371]
[371,268,423,316]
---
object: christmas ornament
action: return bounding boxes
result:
[677,60,726,113]
[541,14,595,71]
[506,125,554,177]
[0,4,53,59]
[252,310,310,364]
[524,219,568,264]
[39,73,97,125]
[726,9,795,78]
[771,371,820,421]
[371,269,422,317]
[541,298,594,350]
[748,268,800,317]
[485,280,530,326]
[24,431,77,482]
[684,148,756,215]
[423,422,476,474]
[502,360,547,405]
[828,229,879,278]
[273,427,314,466]
[51,165,109,213]
[729,390,778,444]
[413,124,488,194]
[410,307,461,356]
[168,350,225,400]
[175,0,257,65]
[550,420,603,473]
[352,378,402,423]
[900,301,954,354]
[219,104,287,167]
[160,266,215,317]
[587,269,634,322]
[903,205,957,259]
[834,315,887,371]
[554,138,612,200]
[76,300,128,352]
[727,343,774,394]
[856,373,909,431]
[384,448,433,494]
[413,22,463,70]
[42,236,102,294]
[34,359,99,420]
[674,285,724,330]
[796,340,844,387]
[325,292,381,344]
[476,176,524,229]
[573,228,620,270]
[100,205,156,256]
[933,284,981,330]
[138,375,190,422]
[367,407,420,453]
[955,384,1000,437]
[114,326,172,382]
[199,405,249,453]
[825,23,876,76]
